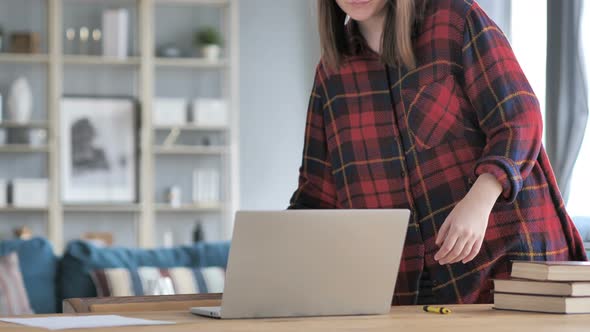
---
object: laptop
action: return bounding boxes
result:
[191,209,410,319]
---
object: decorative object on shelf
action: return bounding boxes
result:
[13,226,32,240]
[65,28,76,54]
[102,9,129,58]
[156,44,182,58]
[5,77,33,145]
[195,26,222,60]
[61,97,137,203]
[78,26,90,55]
[166,186,182,208]
[0,179,6,207]
[91,29,102,55]
[192,168,220,204]
[192,98,228,126]
[9,32,40,53]
[11,178,49,208]
[162,127,180,147]
[153,98,187,126]
[7,77,33,124]
[193,221,204,243]
[201,136,211,146]
[82,232,113,247]
[29,128,47,147]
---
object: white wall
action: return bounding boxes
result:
[477,0,512,38]
[239,0,320,210]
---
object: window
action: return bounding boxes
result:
[567,3,590,218]
[511,1,590,218]
[511,0,547,134]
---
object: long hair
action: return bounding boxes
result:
[318,0,428,71]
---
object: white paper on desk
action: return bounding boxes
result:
[0,315,174,330]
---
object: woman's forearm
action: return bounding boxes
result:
[467,173,503,210]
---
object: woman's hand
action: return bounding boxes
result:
[434,173,503,265]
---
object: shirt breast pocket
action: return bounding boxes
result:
[402,75,472,151]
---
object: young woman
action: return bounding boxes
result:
[289,0,587,305]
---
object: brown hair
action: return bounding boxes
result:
[318,0,428,71]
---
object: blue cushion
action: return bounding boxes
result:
[0,238,58,314]
[59,240,230,301]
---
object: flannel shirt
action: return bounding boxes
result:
[289,0,587,305]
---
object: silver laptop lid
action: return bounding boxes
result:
[219,209,410,319]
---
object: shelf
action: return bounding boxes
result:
[156,203,223,212]
[0,53,49,64]
[154,145,227,155]
[0,206,48,213]
[63,55,141,66]
[63,204,142,213]
[155,57,227,69]
[154,124,228,131]
[0,145,49,153]
[0,121,49,129]
[155,0,229,7]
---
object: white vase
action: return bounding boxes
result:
[7,77,33,124]
[201,44,221,61]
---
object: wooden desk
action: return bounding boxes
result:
[1,305,589,331]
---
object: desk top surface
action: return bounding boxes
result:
[1,305,589,332]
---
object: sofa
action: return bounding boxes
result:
[0,237,230,314]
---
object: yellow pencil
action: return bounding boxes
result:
[423,305,452,314]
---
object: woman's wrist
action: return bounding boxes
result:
[467,173,503,210]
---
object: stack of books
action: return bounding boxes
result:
[494,261,590,314]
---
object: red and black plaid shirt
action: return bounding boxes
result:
[289,0,587,305]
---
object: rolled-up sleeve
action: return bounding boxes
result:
[462,2,543,203]
[288,64,339,209]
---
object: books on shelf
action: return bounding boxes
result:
[494,261,590,314]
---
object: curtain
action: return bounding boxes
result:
[546,0,589,201]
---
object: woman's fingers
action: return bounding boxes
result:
[438,234,469,265]
[450,238,476,264]
[435,218,451,246]
[462,238,484,263]
[434,226,459,263]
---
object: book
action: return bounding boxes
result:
[511,261,590,281]
[494,279,590,296]
[494,292,590,314]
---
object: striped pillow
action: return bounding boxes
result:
[91,266,225,297]
[0,252,34,316]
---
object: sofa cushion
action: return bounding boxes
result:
[0,238,58,314]
[0,252,34,315]
[91,266,225,297]
[59,240,230,301]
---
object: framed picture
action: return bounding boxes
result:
[61,97,138,203]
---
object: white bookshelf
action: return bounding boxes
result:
[0,0,240,252]
[0,121,49,129]
[63,55,142,66]
[0,145,49,153]
[154,57,227,68]
[0,53,50,64]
